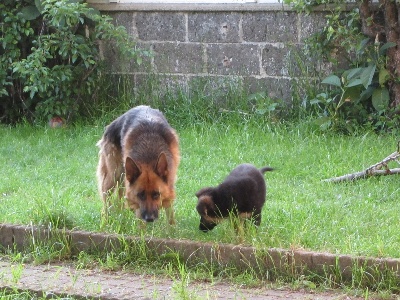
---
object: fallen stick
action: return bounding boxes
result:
[364,151,400,173]
[323,142,400,183]
[322,168,400,183]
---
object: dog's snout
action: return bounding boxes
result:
[145,216,155,222]
[142,210,158,222]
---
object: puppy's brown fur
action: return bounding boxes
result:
[195,164,273,232]
[96,105,180,224]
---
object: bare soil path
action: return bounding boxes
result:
[0,259,366,300]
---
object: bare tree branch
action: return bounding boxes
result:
[323,141,400,183]
[323,168,400,183]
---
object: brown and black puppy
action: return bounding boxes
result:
[96,105,180,224]
[195,164,273,232]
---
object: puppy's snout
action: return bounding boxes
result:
[199,223,210,232]
[199,217,217,232]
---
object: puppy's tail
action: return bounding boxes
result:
[260,166,274,173]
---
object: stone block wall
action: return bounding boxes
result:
[90,3,334,102]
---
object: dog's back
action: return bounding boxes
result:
[101,105,168,149]
[99,105,179,181]
[195,163,273,231]
[217,164,272,215]
[123,108,178,168]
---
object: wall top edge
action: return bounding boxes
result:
[88,2,357,12]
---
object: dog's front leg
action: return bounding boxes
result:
[165,206,176,225]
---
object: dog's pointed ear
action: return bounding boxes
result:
[125,157,141,183]
[155,152,168,182]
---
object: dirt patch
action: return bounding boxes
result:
[0,259,363,300]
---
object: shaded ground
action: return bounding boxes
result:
[0,259,366,300]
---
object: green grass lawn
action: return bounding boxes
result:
[0,118,399,258]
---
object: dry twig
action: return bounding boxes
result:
[323,141,400,183]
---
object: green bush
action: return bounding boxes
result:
[0,0,148,123]
[285,0,400,133]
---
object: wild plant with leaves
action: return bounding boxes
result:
[286,0,400,132]
[0,0,148,123]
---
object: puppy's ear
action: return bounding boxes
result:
[196,194,216,216]
[155,152,168,182]
[195,187,214,198]
[125,157,141,183]
[196,200,207,215]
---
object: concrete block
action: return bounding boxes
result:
[311,251,337,275]
[100,41,152,73]
[262,43,316,78]
[188,12,241,43]
[207,44,259,75]
[264,248,286,270]
[0,224,14,250]
[108,12,138,38]
[350,255,400,280]
[338,254,354,280]
[262,44,294,77]
[292,250,313,273]
[198,242,215,263]
[188,75,244,105]
[153,42,204,73]
[379,258,400,273]
[70,230,93,254]
[299,12,328,42]
[181,241,205,263]
[104,74,136,100]
[130,41,153,73]
[85,232,120,253]
[231,245,259,270]
[246,77,292,102]
[12,225,30,252]
[134,12,186,42]
[135,73,188,100]
[242,12,298,43]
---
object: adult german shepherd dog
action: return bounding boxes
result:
[96,106,180,224]
[195,164,273,232]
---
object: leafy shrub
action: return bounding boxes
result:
[310,39,397,132]
[0,0,148,123]
[285,0,400,132]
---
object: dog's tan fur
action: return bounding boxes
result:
[96,106,180,224]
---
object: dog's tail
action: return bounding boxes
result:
[260,166,274,173]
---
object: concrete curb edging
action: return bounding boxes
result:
[0,223,399,282]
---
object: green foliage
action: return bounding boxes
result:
[304,7,365,64]
[283,0,399,132]
[0,0,148,123]
[310,39,398,132]
[247,92,280,119]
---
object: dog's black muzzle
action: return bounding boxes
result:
[141,210,159,223]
